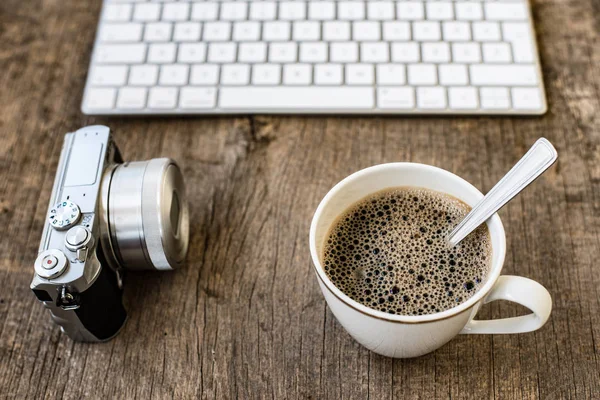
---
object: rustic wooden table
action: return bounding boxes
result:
[1,0,599,398]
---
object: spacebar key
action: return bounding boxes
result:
[219,87,375,109]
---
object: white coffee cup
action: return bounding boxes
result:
[309,163,552,358]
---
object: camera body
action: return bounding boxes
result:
[31,126,189,342]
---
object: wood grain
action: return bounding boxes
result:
[1,0,599,398]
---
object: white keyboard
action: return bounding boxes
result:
[82,0,547,115]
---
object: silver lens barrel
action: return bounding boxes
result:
[100,159,189,271]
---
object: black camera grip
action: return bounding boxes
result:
[74,247,127,341]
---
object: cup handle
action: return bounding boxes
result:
[460,275,552,334]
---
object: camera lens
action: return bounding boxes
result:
[100,159,189,271]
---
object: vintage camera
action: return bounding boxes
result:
[31,125,189,342]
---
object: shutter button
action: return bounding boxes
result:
[65,226,92,252]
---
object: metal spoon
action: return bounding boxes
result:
[447,138,558,248]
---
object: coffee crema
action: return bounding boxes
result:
[322,187,492,316]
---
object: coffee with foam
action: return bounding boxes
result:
[323,187,492,316]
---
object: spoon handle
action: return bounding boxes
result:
[447,138,558,247]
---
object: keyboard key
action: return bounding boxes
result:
[103,4,132,22]
[452,43,481,63]
[367,2,395,20]
[346,64,374,85]
[438,64,468,85]
[503,23,535,63]
[159,64,189,86]
[426,2,453,21]
[480,87,511,109]
[117,87,147,109]
[100,23,143,42]
[133,3,160,22]
[353,21,381,41]
[148,87,178,109]
[180,88,217,109]
[178,43,207,63]
[422,42,450,63]
[252,64,282,85]
[219,87,374,109]
[448,87,478,109]
[207,43,237,63]
[190,65,220,85]
[502,22,531,42]
[221,64,250,85]
[455,2,483,21]
[376,64,406,85]
[129,65,158,86]
[203,22,231,41]
[162,3,189,22]
[293,21,320,41]
[383,22,411,41]
[442,22,471,41]
[391,42,420,62]
[338,1,365,20]
[283,64,312,85]
[220,2,248,21]
[323,22,351,41]
[482,43,512,63]
[279,2,306,21]
[470,65,537,85]
[263,22,291,41]
[191,2,218,21]
[144,22,172,42]
[233,21,261,41]
[511,88,543,110]
[250,2,277,21]
[95,44,146,63]
[330,42,359,62]
[173,22,201,42]
[485,3,528,21]
[309,1,335,20]
[269,42,297,63]
[413,21,441,41]
[148,43,176,63]
[239,42,267,62]
[300,42,328,63]
[84,88,116,110]
[397,2,425,20]
[473,22,501,41]
[90,66,128,86]
[314,64,343,85]
[417,87,447,109]
[408,64,437,85]
[378,87,415,109]
[361,43,389,63]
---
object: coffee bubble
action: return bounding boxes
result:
[322,187,492,316]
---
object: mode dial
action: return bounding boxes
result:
[48,200,81,231]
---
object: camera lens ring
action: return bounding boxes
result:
[100,159,189,271]
[140,159,189,270]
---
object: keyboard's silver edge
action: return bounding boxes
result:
[525,0,548,115]
[81,107,547,117]
[81,1,108,117]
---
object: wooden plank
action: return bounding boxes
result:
[1,0,600,398]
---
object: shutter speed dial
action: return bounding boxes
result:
[49,200,81,230]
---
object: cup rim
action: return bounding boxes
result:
[309,162,506,324]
